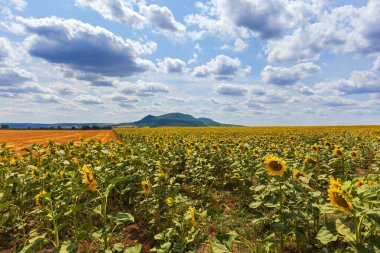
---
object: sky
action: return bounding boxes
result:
[0,0,379,126]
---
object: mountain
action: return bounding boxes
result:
[123,113,235,127]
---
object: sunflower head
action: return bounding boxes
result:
[188,206,196,225]
[293,169,306,180]
[304,154,316,165]
[141,180,151,195]
[252,148,261,155]
[154,143,160,150]
[35,190,49,208]
[231,172,240,179]
[328,187,354,214]
[333,146,344,157]
[310,144,319,152]
[165,197,174,207]
[264,155,287,177]
[354,180,364,188]
[350,151,358,159]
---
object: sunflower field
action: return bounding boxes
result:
[1,126,380,252]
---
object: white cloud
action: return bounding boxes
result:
[192,54,250,80]
[0,68,35,86]
[75,0,185,37]
[74,95,103,105]
[19,16,156,77]
[261,62,320,85]
[234,38,248,52]
[215,83,248,96]
[314,71,380,95]
[121,81,170,97]
[158,58,186,73]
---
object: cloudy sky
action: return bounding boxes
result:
[0,0,379,125]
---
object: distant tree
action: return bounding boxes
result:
[1,124,10,129]
[91,125,101,130]
[103,126,112,130]
[71,126,76,130]
[27,126,32,130]
[81,125,91,130]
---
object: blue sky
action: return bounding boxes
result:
[0,0,379,125]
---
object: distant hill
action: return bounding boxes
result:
[122,113,235,127]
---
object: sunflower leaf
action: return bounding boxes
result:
[317,223,337,245]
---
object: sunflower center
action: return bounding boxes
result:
[268,161,283,171]
[333,192,349,209]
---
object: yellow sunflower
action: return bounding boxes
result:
[35,190,49,208]
[293,169,306,180]
[328,187,354,214]
[141,180,151,195]
[303,154,316,165]
[264,155,287,176]
[165,197,174,207]
[80,164,97,192]
[189,206,196,225]
[231,172,240,179]
[333,146,344,157]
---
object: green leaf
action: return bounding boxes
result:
[335,219,354,242]
[123,244,142,253]
[19,233,46,253]
[317,224,338,245]
[55,241,78,253]
[249,201,262,209]
[110,212,135,224]
[368,212,380,228]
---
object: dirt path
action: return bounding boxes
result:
[0,130,118,150]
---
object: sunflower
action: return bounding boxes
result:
[354,180,364,188]
[350,151,358,159]
[252,148,261,155]
[10,158,16,166]
[154,143,160,150]
[333,146,344,157]
[231,172,240,179]
[35,190,49,208]
[328,187,354,214]
[293,169,306,180]
[186,149,193,157]
[189,206,196,225]
[141,180,151,195]
[227,148,234,156]
[80,164,97,192]
[264,155,287,176]
[165,197,174,207]
[329,177,341,189]
[303,154,316,165]
[310,144,319,152]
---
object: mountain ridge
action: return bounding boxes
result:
[124,113,235,127]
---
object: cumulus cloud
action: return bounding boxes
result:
[0,68,35,86]
[266,1,380,62]
[158,58,186,73]
[75,0,185,36]
[261,62,321,85]
[314,71,380,95]
[320,96,357,107]
[121,81,170,97]
[192,55,250,80]
[0,0,27,11]
[35,94,60,103]
[74,95,102,105]
[19,16,156,77]
[140,4,185,33]
[215,83,248,96]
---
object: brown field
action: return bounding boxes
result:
[0,130,117,150]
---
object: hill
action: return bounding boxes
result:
[123,113,234,127]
